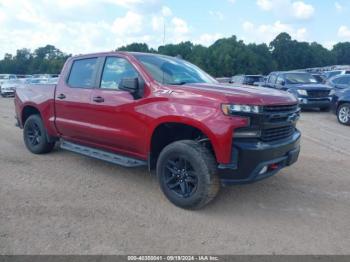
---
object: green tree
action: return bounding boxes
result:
[332,42,350,65]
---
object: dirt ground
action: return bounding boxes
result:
[0,96,349,255]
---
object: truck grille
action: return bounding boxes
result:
[263,104,299,113]
[261,125,295,142]
[307,90,330,98]
[249,104,299,142]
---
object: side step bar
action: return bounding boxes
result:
[60,140,147,168]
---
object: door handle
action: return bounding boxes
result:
[93,96,105,103]
[57,94,66,99]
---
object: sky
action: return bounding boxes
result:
[0,0,350,58]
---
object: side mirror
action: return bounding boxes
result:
[119,77,144,99]
[119,77,139,93]
[280,80,286,86]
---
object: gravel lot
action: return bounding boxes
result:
[0,96,349,255]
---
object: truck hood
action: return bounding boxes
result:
[173,83,297,105]
[285,83,332,91]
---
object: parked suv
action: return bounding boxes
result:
[231,75,264,86]
[265,71,332,111]
[327,74,350,90]
[324,70,350,80]
[331,88,350,125]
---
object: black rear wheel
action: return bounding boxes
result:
[23,115,55,154]
[157,140,220,209]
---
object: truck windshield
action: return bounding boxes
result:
[284,73,318,84]
[134,54,217,85]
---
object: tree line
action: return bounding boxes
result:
[1,33,350,77]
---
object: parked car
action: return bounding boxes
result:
[331,88,350,125]
[18,77,59,87]
[15,52,301,209]
[253,76,267,87]
[0,74,17,86]
[216,77,232,84]
[0,79,21,97]
[312,74,326,84]
[265,71,332,111]
[31,74,59,79]
[231,75,265,86]
[16,75,32,79]
[324,70,350,80]
[327,74,350,90]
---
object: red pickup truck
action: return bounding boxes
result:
[15,52,301,209]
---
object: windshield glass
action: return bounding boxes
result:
[134,54,217,85]
[326,71,341,79]
[0,75,9,80]
[284,73,318,84]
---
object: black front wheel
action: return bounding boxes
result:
[157,140,220,209]
[23,115,55,154]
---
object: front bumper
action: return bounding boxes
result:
[331,95,339,114]
[297,97,331,108]
[219,131,301,185]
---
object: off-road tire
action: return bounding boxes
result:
[156,140,220,209]
[23,114,55,154]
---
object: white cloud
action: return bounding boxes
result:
[257,0,273,10]
[338,25,350,39]
[243,21,255,31]
[323,41,336,50]
[171,17,189,35]
[0,9,7,24]
[0,0,194,57]
[196,33,223,46]
[242,20,308,43]
[151,16,164,32]
[228,0,236,4]
[161,6,172,17]
[335,2,343,12]
[256,0,315,20]
[112,11,144,35]
[292,1,314,20]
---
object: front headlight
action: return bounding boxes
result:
[297,89,308,96]
[222,104,261,115]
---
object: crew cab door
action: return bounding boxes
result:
[88,56,148,158]
[54,56,101,142]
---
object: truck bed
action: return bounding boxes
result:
[15,84,57,137]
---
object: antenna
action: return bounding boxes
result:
[163,18,166,45]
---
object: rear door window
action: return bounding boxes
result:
[67,58,98,88]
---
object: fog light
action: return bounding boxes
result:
[298,98,308,104]
[233,130,261,138]
[259,166,268,175]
